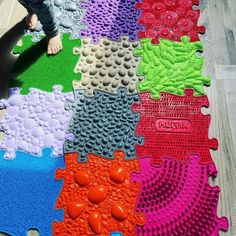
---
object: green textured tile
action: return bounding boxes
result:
[11,34,81,94]
[134,36,211,99]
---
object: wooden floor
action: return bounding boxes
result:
[0,0,235,235]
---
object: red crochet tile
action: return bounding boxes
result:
[136,0,205,44]
[131,155,229,235]
[53,151,144,235]
[132,89,218,166]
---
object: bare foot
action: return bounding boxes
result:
[26,14,38,30]
[47,34,63,55]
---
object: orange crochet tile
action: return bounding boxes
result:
[53,151,145,236]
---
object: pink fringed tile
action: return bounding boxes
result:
[132,155,229,235]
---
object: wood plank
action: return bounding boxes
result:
[201,1,236,235]
[207,79,236,236]
[8,1,27,30]
[215,65,236,80]
[0,0,26,30]
[0,0,15,29]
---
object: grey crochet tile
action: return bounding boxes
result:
[64,88,144,162]
[27,0,87,41]
[73,37,144,96]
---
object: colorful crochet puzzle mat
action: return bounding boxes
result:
[0,0,229,235]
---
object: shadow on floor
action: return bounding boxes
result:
[13,37,46,75]
[0,18,25,98]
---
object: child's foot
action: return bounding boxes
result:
[26,13,38,30]
[47,34,63,55]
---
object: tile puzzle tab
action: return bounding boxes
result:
[64,88,143,162]
[136,0,205,44]
[0,148,64,235]
[73,37,144,96]
[132,155,229,235]
[132,89,218,166]
[11,34,81,94]
[53,150,144,235]
[0,87,73,159]
[80,0,142,42]
[134,36,210,99]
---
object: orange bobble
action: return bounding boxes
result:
[88,212,102,234]
[111,202,127,221]
[75,170,90,187]
[110,166,127,184]
[88,185,108,204]
[67,202,85,219]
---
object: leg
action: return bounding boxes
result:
[18,0,38,30]
[27,0,62,54]
[18,0,34,14]
[27,0,58,37]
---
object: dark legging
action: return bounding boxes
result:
[18,0,58,37]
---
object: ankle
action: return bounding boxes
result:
[46,32,60,40]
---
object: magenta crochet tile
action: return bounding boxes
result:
[80,0,142,42]
[131,155,229,236]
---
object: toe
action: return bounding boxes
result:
[54,46,61,54]
[52,47,57,54]
[47,47,53,55]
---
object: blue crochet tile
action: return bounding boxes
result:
[64,88,143,162]
[0,148,64,236]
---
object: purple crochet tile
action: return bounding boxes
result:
[131,155,229,236]
[80,0,142,42]
[0,86,73,159]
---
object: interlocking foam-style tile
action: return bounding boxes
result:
[136,0,205,44]
[131,155,229,235]
[0,87,73,159]
[0,148,64,235]
[11,34,80,95]
[80,0,142,42]
[134,36,210,99]
[27,0,87,41]
[73,37,144,96]
[64,88,143,162]
[53,150,145,235]
[132,89,218,166]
